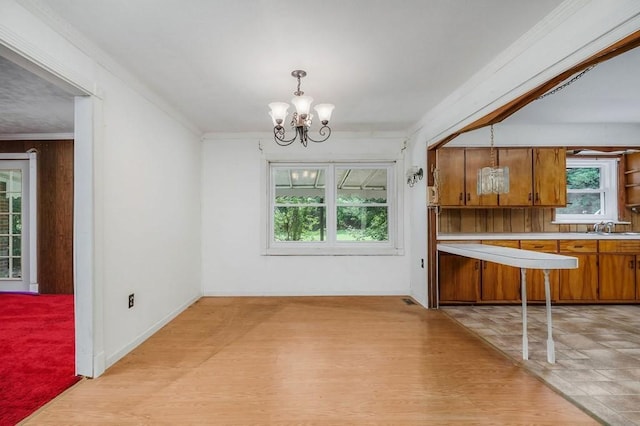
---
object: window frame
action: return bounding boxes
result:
[264,159,403,256]
[554,157,619,223]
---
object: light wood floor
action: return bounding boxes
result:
[24,297,598,425]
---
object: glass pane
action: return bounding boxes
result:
[10,170,22,193]
[275,168,325,204]
[0,236,8,256]
[336,168,387,204]
[274,206,326,241]
[556,193,602,215]
[0,195,8,213]
[567,167,600,189]
[0,171,9,193]
[0,215,9,235]
[11,214,21,234]
[337,206,388,241]
[12,236,21,256]
[12,196,21,214]
[0,257,8,278]
[11,257,21,278]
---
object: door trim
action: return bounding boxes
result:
[0,153,37,293]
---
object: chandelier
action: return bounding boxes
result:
[477,124,509,194]
[268,70,335,147]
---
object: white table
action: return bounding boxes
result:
[437,243,578,363]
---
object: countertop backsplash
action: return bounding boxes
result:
[437,207,639,235]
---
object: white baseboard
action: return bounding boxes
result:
[201,290,409,297]
[104,295,200,370]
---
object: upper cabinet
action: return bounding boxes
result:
[497,148,533,206]
[436,148,465,206]
[624,152,640,208]
[534,148,566,206]
[436,147,566,208]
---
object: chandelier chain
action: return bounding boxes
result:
[490,124,496,168]
[537,65,596,100]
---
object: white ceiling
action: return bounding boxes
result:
[0,55,75,134]
[1,0,570,136]
[3,1,638,139]
[508,45,640,124]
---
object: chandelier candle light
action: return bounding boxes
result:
[477,124,509,195]
[269,70,335,147]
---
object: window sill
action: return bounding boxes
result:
[552,220,631,225]
[264,247,404,256]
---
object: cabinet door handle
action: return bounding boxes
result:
[631,260,636,269]
[574,245,583,249]
[483,262,487,270]
[528,193,532,201]
[535,193,540,202]
[534,245,544,249]
[459,193,463,202]
[474,261,479,270]
[467,193,471,202]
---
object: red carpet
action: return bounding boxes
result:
[0,294,80,425]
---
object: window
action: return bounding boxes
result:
[267,162,399,255]
[555,158,619,223]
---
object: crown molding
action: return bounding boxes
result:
[0,132,74,141]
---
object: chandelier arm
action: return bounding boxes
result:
[306,126,332,143]
[273,127,298,146]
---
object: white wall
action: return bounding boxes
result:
[99,68,202,367]
[201,134,411,296]
[0,0,202,375]
[406,134,427,307]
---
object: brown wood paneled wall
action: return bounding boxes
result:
[0,140,73,294]
[438,208,640,234]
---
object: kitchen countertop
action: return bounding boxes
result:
[437,232,640,240]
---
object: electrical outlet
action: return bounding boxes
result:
[128,293,135,309]
[421,258,424,268]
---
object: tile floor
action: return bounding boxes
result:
[443,304,640,426]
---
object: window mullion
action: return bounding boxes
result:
[326,164,337,245]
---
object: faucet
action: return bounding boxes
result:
[605,221,615,234]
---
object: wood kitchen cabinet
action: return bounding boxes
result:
[534,148,566,206]
[480,240,521,302]
[520,240,559,301]
[624,152,640,207]
[465,148,497,206]
[436,148,465,206]
[496,148,533,206]
[559,240,598,301]
[599,254,636,300]
[598,240,640,301]
[436,148,496,206]
[435,147,566,207]
[438,253,480,302]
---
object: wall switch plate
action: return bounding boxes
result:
[128,293,135,309]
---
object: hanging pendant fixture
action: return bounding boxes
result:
[477,124,509,195]
[268,70,334,147]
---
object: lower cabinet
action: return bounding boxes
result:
[437,238,640,305]
[438,253,479,303]
[559,240,598,301]
[597,241,640,301]
[520,240,559,302]
[598,254,636,300]
[480,240,521,302]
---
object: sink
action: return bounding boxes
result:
[585,231,640,236]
